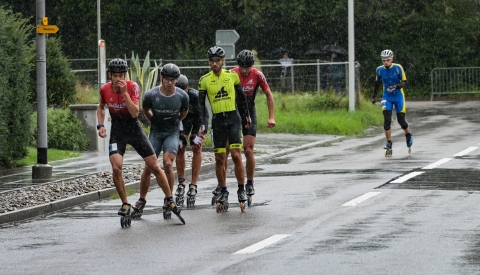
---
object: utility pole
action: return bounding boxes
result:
[348,0,355,112]
[33,0,52,180]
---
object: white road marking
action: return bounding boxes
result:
[422,158,454,169]
[233,234,290,255]
[342,192,381,207]
[453,147,478,157]
[390,171,425,183]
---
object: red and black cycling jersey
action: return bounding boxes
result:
[100,80,141,125]
[230,67,270,109]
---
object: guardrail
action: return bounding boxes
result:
[430,67,480,100]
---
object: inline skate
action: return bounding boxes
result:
[163,197,185,224]
[118,203,132,228]
[131,198,146,219]
[186,184,197,208]
[237,185,247,212]
[384,140,393,157]
[211,186,220,206]
[406,133,413,154]
[175,180,186,207]
[215,189,229,213]
[246,181,255,207]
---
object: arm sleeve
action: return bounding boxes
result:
[190,93,203,133]
[197,90,207,133]
[395,81,407,89]
[373,80,382,98]
[235,83,250,120]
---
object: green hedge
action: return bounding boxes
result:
[0,7,33,167]
[30,108,89,151]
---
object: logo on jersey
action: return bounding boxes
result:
[246,79,254,85]
[133,83,140,99]
[213,87,231,102]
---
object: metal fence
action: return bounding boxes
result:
[430,67,480,100]
[70,58,355,96]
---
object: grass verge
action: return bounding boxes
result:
[110,188,136,199]
[15,147,83,166]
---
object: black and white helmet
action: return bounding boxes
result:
[381,49,394,58]
[160,63,181,79]
[176,74,189,90]
[237,50,255,68]
[207,46,225,58]
[107,58,129,73]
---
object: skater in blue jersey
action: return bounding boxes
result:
[371,50,413,156]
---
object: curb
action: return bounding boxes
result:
[0,137,342,225]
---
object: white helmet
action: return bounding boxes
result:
[381,49,394,58]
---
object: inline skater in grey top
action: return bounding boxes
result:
[174,74,209,207]
[133,63,189,222]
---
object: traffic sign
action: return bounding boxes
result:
[37,25,59,34]
[216,30,240,45]
[218,45,236,59]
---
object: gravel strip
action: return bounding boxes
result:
[0,151,215,214]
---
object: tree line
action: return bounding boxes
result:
[2,0,480,94]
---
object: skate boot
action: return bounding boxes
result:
[175,179,186,207]
[163,197,185,225]
[237,185,247,212]
[162,197,172,220]
[211,185,221,206]
[215,188,229,213]
[118,203,132,228]
[384,140,393,157]
[406,133,413,154]
[131,198,146,220]
[186,184,197,208]
[246,181,255,207]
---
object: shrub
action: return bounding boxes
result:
[30,108,89,151]
[0,7,33,167]
[28,37,77,108]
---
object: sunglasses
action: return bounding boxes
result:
[209,58,222,63]
[163,77,176,83]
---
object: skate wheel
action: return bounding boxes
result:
[216,203,221,213]
[247,197,252,207]
[239,202,245,212]
[120,216,126,228]
[126,217,131,227]
[408,147,411,154]
[211,196,216,206]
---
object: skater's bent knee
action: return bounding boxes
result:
[397,112,409,129]
[382,110,392,130]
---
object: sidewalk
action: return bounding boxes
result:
[0,133,343,224]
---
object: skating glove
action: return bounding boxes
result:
[371,97,376,104]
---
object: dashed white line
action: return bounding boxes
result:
[233,234,290,255]
[454,147,478,157]
[422,158,453,169]
[342,192,381,207]
[390,171,425,183]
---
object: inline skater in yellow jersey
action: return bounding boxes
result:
[198,46,251,213]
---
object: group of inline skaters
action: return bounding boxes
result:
[96,46,411,227]
[96,46,275,227]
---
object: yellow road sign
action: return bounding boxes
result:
[37,25,59,34]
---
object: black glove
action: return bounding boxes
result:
[371,97,376,104]
[388,85,397,91]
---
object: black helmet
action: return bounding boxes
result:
[237,50,255,68]
[176,74,189,90]
[107,58,129,73]
[160,63,181,79]
[207,46,225,58]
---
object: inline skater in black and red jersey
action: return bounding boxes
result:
[229,50,276,204]
[97,58,183,226]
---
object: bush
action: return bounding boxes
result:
[30,108,89,151]
[28,37,77,108]
[0,7,33,167]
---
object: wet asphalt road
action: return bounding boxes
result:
[1,101,480,275]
